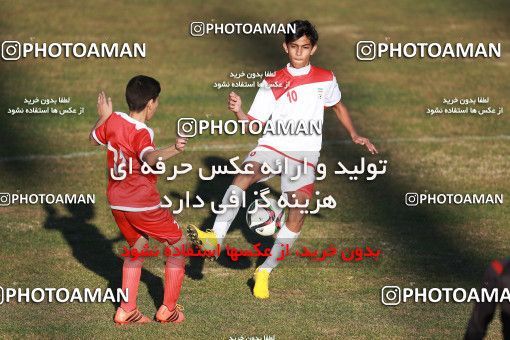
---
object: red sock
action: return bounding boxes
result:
[163,255,185,310]
[120,258,143,312]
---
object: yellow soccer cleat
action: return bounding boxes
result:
[186,224,219,260]
[253,267,270,299]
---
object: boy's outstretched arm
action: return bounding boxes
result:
[228,91,249,120]
[142,137,188,167]
[331,101,378,154]
[89,91,113,146]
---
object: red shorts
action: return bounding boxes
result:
[111,208,182,247]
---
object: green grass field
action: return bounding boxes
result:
[0,0,509,338]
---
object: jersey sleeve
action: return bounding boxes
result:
[132,128,156,162]
[246,80,277,122]
[92,118,109,146]
[324,74,342,107]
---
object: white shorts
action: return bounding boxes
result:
[243,145,319,197]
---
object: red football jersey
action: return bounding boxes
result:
[92,111,161,211]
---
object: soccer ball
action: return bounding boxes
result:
[246,198,285,236]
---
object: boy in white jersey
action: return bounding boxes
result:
[187,20,378,299]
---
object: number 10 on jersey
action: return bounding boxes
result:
[286,90,298,103]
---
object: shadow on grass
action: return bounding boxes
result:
[0,76,45,179]
[42,203,164,310]
[321,115,489,282]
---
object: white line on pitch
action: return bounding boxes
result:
[0,135,508,163]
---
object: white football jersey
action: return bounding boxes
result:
[247,63,341,153]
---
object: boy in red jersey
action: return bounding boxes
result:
[89,75,188,324]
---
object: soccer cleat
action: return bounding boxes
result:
[253,267,270,299]
[155,304,185,324]
[186,224,218,260]
[114,307,151,325]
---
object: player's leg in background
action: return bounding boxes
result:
[253,190,308,299]
[501,301,510,340]
[258,153,316,274]
[259,190,307,272]
[211,161,267,246]
[464,260,500,339]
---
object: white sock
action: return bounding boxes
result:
[212,184,245,246]
[259,224,300,273]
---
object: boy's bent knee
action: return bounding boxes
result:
[232,161,265,188]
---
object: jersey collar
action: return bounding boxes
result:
[286,63,311,76]
[117,111,148,128]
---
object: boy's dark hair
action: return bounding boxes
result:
[285,20,319,46]
[125,75,161,112]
